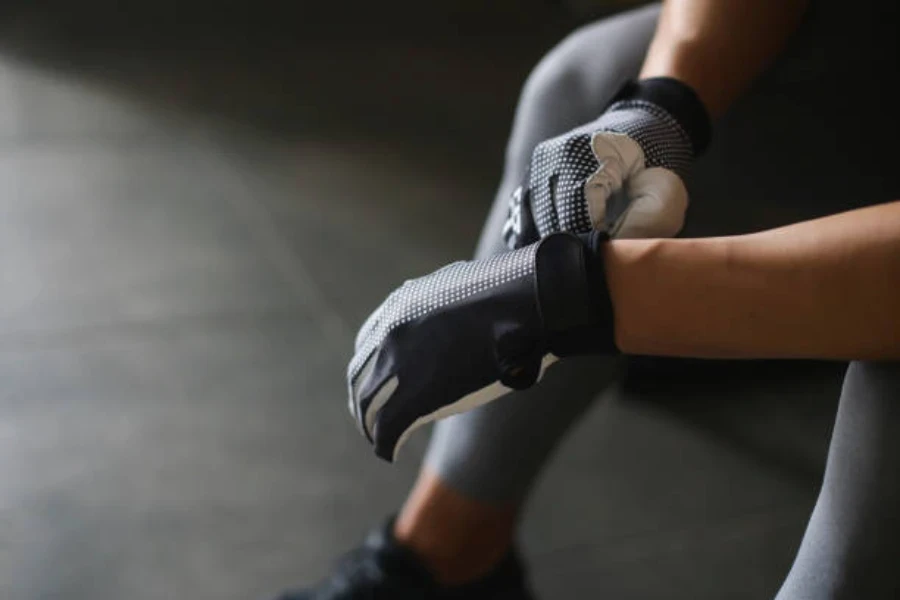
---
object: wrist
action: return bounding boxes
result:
[601,238,661,355]
[603,236,734,356]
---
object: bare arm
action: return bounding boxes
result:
[606,201,900,360]
[640,0,810,116]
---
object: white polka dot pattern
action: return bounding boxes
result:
[528,121,599,238]
[526,99,693,239]
[349,243,539,386]
[601,99,693,174]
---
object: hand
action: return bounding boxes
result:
[348,232,615,461]
[503,77,711,249]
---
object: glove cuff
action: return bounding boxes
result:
[610,77,712,156]
[534,232,617,356]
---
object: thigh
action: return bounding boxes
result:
[775,361,900,599]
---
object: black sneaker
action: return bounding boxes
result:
[274,519,535,599]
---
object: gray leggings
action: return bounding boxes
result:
[424,3,900,598]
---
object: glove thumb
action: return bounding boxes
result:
[584,132,688,239]
[610,166,688,239]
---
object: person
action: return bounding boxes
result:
[276,0,900,598]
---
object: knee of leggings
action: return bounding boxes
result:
[505,31,593,169]
[520,40,582,112]
[517,4,661,123]
[509,15,650,167]
[521,8,659,109]
[518,29,592,122]
[844,360,900,405]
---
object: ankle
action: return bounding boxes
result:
[393,470,517,585]
[395,517,513,585]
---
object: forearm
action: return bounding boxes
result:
[605,201,900,360]
[639,0,810,116]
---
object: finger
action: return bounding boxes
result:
[350,342,400,442]
[363,374,398,444]
[611,166,688,239]
[348,349,379,439]
[373,378,516,462]
[585,132,645,231]
[502,180,539,249]
[354,293,396,351]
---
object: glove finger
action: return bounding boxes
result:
[584,132,645,232]
[348,348,371,435]
[350,324,405,442]
[372,378,515,462]
[610,166,688,239]
[526,142,562,237]
[374,353,560,462]
[354,289,401,351]
[502,174,540,249]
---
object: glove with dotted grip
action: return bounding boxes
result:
[503,77,711,249]
[348,231,614,462]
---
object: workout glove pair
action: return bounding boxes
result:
[349,78,710,460]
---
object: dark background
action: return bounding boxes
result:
[0,2,843,598]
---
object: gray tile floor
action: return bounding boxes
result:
[0,6,845,599]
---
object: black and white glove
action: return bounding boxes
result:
[503,77,711,249]
[348,231,614,461]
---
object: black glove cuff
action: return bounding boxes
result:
[580,229,617,352]
[535,232,617,357]
[610,77,712,156]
